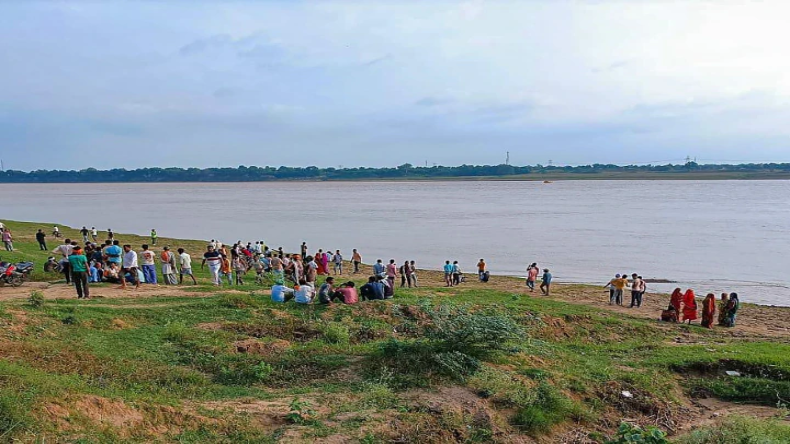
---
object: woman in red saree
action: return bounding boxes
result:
[701,293,716,328]
[316,249,327,275]
[669,288,683,312]
[681,289,698,323]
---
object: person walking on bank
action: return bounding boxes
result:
[69,246,90,299]
[80,226,90,243]
[2,228,13,252]
[178,248,198,285]
[409,260,418,288]
[540,268,553,295]
[352,249,362,274]
[36,229,47,251]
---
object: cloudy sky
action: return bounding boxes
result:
[2,1,789,171]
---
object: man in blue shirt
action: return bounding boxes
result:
[271,279,294,302]
[443,261,454,287]
[104,240,123,267]
[540,269,553,295]
[373,259,385,276]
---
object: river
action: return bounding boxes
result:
[3,180,789,306]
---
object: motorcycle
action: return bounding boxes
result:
[0,261,23,287]
[15,261,34,282]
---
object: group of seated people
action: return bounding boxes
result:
[271,274,394,305]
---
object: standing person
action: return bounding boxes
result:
[386,259,397,290]
[270,254,284,279]
[291,254,304,283]
[443,261,454,287]
[409,261,418,288]
[161,246,178,285]
[723,293,739,327]
[305,255,318,286]
[232,254,247,285]
[80,226,90,243]
[150,229,158,246]
[333,250,343,275]
[452,261,462,286]
[52,238,75,284]
[352,249,362,274]
[319,250,329,275]
[605,274,626,305]
[177,248,197,285]
[91,227,98,242]
[301,242,308,259]
[219,255,232,285]
[540,268,553,295]
[399,261,410,288]
[121,244,140,289]
[629,274,643,308]
[2,228,12,251]
[36,229,47,250]
[53,226,60,238]
[670,288,683,312]
[477,259,487,282]
[373,259,385,277]
[526,263,538,292]
[201,245,222,286]
[681,289,698,324]
[701,293,717,328]
[107,228,114,240]
[717,293,730,326]
[638,276,647,307]
[140,244,158,285]
[68,246,90,299]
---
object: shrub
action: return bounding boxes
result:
[217,358,273,385]
[287,398,317,425]
[676,416,790,444]
[323,322,350,344]
[27,291,44,308]
[511,382,583,435]
[425,304,524,359]
[61,315,80,325]
[606,422,668,444]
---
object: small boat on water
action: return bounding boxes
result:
[543,180,553,184]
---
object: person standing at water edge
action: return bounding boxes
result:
[140,244,158,285]
[526,263,538,292]
[452,261,462,286]
[68,246,90,299]
[701,293,716,328]
[443,261,454,287]
[540,269,553,295]
[201,245,222,286]
[36,229,47,250]
[150,229,158,245]
[681,289,698,324]
[177,248,197,285]
[352,249,362,274]
[333,250,343,275]
[80,226,89,243]
[121,244,140,289]
[629,274,643,308]
[161,246,178,285]
[723,293,739,327]
[477,259,486,281]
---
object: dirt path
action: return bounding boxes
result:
[3,267,789,340]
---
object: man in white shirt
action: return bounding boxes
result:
[294,280,315,304]
[52,239,75,284]
[121,244,140,289]
[91,227,98,241]
[140,244,158,285]
[177,248,197,284]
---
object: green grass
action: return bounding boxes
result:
[1,220,789,442]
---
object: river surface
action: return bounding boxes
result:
[3,180,789,306]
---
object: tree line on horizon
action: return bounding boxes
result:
[1,162,789,183]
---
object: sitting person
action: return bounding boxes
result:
[335,281,359,304]
[318,277,337,304]
[379,275,394,299]
[660,304,679,323]
[103,262,121,283]
[360,277,377,301]
[271,280,294,302]
[294,279,315,304]
[88,261,102,283]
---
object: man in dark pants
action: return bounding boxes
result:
[68,246,90,299]
[36,229,47,250]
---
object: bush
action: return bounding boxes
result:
[27,291,44,308]
[606,422,669,443]
[216,358,273,385]
[676,416,790,444]
[323,322,350,344]
[425,304,524,359]
[163,321,193,342]
[511,382,583,435]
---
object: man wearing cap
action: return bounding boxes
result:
[68,246,90,299]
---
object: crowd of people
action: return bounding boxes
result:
[660,289,740,328]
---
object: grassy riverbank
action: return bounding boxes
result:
[1,221,789,443]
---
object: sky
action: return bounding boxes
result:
[2,1,790,171]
